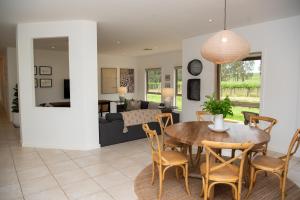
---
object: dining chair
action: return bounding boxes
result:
[194,111,213,166]
[201,140,254,200]
[249,115,278,157]
[247,129,300,200]
[156,113,183,151]
[142,123,191,200]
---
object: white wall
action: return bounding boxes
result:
[182,15,300,155]
[34,49,69,105]
[136,50,182,100]
[6,48,18,120]
[17,20,99,150]
[98,54,138,100]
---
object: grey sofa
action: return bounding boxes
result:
[99,110,179,147]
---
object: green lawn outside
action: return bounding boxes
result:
[147,94,258,121]
[226,106,259,121]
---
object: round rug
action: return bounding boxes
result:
[134,165,300,200]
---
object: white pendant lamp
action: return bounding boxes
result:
[201,0,250,64]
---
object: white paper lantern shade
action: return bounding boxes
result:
[201,30,250,64]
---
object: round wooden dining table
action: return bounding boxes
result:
[165,121,270,146]
[165,121,270,199]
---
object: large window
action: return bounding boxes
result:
[146,68,161,103]
[217,54,262,121]
[175,66,182,110]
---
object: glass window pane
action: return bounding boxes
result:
[147,69,161,94]
[219,57,261,121]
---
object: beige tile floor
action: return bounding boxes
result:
[0,108,300,200]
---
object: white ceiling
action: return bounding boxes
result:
[0,0,300,56]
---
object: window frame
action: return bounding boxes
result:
[216,54,262,100]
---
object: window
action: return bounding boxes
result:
[175,66,182,110]
[146,68,161,103]
[217,54,262,121]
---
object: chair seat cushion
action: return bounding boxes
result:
[251,155,285,171]
[154,151,188,165]
[200,162,239,182]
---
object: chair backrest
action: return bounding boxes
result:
[241,111,259,125]
[250,115,277,134]
[283,129,300,170]
[156,113,173,142]
[142,123,162,163]
[202,140,254,184]
[196,111,212,122]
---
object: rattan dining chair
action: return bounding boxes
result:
[194,111,213,166]
[249,115,277,157]
[142,123,191,200]
[247,129,300,200]
[156,113,183,151]
[201,140,254,200]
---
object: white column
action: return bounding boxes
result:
[17,21,99,150]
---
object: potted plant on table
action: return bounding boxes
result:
[11,84,20,128]
[202,95,233,130]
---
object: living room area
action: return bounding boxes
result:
[0,0,300,200]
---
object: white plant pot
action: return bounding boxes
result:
[214,114,224,129]
[12,112,20,128]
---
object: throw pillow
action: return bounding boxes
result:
[127,100,141,111]
[148,102,160,109]
[140,101,149,109]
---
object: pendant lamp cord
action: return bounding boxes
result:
[224,0,227,30]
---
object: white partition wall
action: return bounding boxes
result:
[17,21,99,150]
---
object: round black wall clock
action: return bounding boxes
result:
[187,59,203,76]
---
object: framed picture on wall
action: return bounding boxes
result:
[101,68,117,94]
[120,68,135,93]
[34,66,38,75]
[40,79,52,88]
[35,78,38,88]
[39,66,52,75]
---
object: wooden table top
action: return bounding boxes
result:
[165,121,270,146]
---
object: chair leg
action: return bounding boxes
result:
[184,163,191,195]
[200,178,205,197]
[281,172,287,200]
[195,146,203,167]
[246,166,255,199]
[151,161,155,185]
[188,145,194,166]
[158,165,163,200]
[175,167,179,180]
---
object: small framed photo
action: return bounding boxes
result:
[35,78,38,88]
[39,66,52,75]
[34,66,38,75]
[165,74,171,81]
[40,79,52,88]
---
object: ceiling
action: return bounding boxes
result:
[0,0,300,56]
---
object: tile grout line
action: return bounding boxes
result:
[62,149,118,200]
[35,149,71,200]
[8,144,26,200]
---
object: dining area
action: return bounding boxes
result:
[134,111,300,200]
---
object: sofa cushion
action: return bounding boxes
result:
[140,101,149,109]
[127,100,141,111]
[105,113,123,122]
[148,102,160,109]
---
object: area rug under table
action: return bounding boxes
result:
[134,165,300,200]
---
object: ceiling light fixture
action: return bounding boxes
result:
[50,46,55,49]
[208,19,213,23]
[201,0,250,64]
